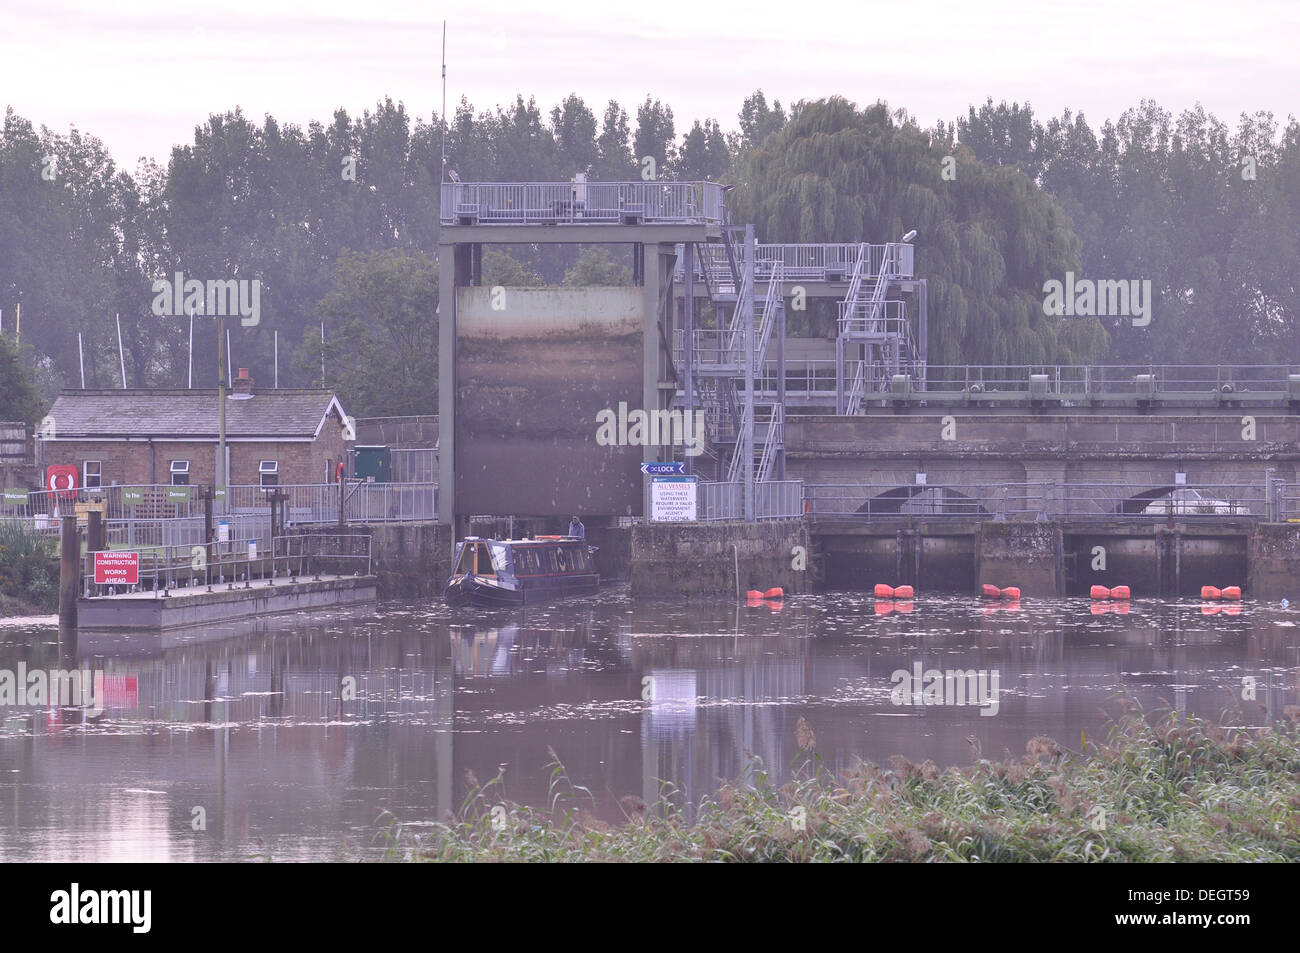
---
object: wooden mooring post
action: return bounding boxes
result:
[59,513,79,634]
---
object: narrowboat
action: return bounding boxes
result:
[443,536,599,608]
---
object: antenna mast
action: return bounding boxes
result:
[440,20,447,183]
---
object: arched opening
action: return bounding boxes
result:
[855,486,991,517]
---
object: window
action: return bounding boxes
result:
[170,460,190,486]
[84,461,101,488]
[490,544,511,574]
[259,460,279,488]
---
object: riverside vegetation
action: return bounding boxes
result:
[376,704,1300,862]
[0,522,57,615]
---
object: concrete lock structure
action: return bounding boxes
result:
[432,178,1300,600]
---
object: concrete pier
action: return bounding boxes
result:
[630,519,812,599]
[1247,524,1300,601]
[76,574,377,631]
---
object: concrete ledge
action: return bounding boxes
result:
[76,574,378,631]
[1248,525,1300,600]
[631,520,812,599]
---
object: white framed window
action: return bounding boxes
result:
[84,460,102,488]
[170,460,190,486]
[259,459,279,488]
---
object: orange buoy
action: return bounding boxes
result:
[745,590,765,600]
[1090,585,1111,600]
[1220,586,1242,600]
[1110,585,1131,600]
[1202,586,1222,600]
[981,584,1002,599]
[893,585,914,599]
[764,587,784,599]
[1000,587,1021,600]
[874,583,895,598]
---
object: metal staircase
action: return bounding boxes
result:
[837,242,922,414]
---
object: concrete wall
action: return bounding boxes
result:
[455,286,645,518]
[1248,524,1300,600]
[293,522,454,599]
[631,519,812,599]
[77,575,376,631]
[975,522,1063,598]
[787,413,1300,511]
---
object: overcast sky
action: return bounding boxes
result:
[3,0,1297,170]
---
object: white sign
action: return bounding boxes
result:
[915,472,927,485]
[1175,472,1187,485]
[650,476,697,522]
[247,541,257,561]
[217,520,230,543]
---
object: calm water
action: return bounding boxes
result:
[1,588,1297,861]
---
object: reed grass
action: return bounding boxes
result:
[374,705,1300,862]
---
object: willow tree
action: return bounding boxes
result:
[727,97,1108,366]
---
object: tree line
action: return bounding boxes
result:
[1,89,1297,422]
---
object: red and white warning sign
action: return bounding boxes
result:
[94,551,139,585]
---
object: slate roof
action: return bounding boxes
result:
[46,390,346,440]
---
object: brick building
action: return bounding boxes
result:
[40,373,351,489]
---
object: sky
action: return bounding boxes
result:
[3,0,1299,171]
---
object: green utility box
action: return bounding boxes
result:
[352,445,391,483]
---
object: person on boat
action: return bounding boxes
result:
[568,516,585,539]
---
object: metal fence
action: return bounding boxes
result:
[676,242,915,284]
[918,364,1300,401]
[807,482,1277,521]
[441,181,725,226]
[80,533,372,598]
[2,482,437,547]
[644,480,803,521]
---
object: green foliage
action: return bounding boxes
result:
[375,707,1300,862]
[0,333,44,423]
[0,522,57,611]
[562,246,632,287]
[729,97,1109,366]
[481,249,544,287]
[295,248,437,416]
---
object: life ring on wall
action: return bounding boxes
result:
[46,464,79,500]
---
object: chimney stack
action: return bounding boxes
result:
[232,367,253,396]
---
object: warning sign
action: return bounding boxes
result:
[94,551,139,585]
[650,476,698,522]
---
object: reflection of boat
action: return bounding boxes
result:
[443,536,599,608]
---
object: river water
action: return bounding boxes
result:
[1,588,1297,861]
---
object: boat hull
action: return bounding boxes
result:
[443,573,599,609]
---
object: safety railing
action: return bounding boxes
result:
[675,242,914,285]
[80,532,372,598]
[441,181,725,226]
[917,365,1300,401]
[805,482,1275,521]
[643,480,804,521]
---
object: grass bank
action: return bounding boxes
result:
[378,705,1300,862]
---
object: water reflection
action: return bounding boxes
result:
[0,589,1297,860]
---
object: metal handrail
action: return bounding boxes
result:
[440,181,724,226]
